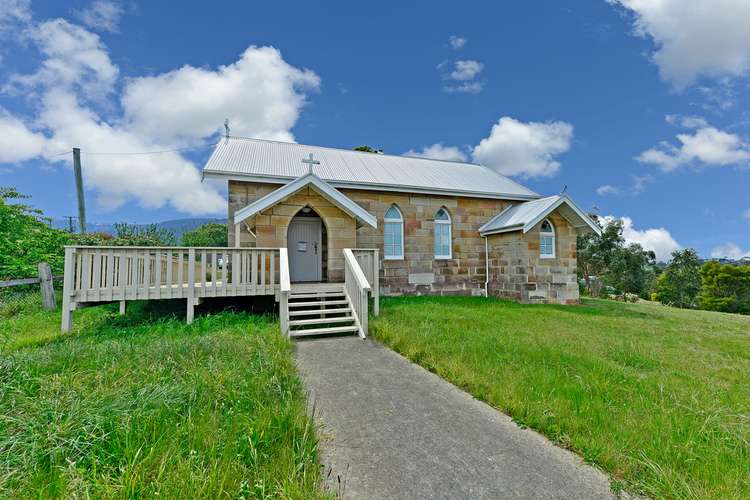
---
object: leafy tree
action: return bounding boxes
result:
[577,217,656,297]
[698,261,750,315]
[353,145,377,153]
[654,249,702,308]
[70,223,176,247]
[0,187,71,279]
[181,223,228,247]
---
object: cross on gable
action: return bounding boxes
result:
[301,153,320,174]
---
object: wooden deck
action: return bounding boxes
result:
[61,246,379,337]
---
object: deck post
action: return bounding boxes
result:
[119,300,126,315]
[61,247,75,332]
[373,249,380,316]
[234,223,241,248]
[187,248,196,324]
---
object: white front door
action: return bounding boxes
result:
[287,218,322,282]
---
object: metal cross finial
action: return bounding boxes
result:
[301,153,320,175]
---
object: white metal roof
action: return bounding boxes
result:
[478,195,601,236]
[233,172,377,228]
[203,137,539,200]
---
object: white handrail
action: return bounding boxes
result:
[279,247,290,335]
[344,248,370,338]
[351,248,379,316]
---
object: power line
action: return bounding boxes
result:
[78,141,219,156]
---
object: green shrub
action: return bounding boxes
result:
[698,261,750,314]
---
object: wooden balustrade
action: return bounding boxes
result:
[350,248,379,316]
[61,246,281,331]
[344,248,371,338]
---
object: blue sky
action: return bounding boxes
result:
[1,0,750,261]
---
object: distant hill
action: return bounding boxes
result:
[52,218,226,241]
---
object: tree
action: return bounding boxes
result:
[181,223,228,247]
[70,223,176,247]
[698,261,750,315]
[353,145,378,153]
[654,248,702,308]
[0,187,71,279]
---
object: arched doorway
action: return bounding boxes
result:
[287,206,327,282]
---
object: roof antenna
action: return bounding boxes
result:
[223,118,230,140]
[560,184,567,195]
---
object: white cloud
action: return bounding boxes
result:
[440,59,484,94]
[632,174,652,195]
[610,0,750,88]
[75,0,123,33]
[711,243,750,260]
[448,60,483,81]
[6,19,118,99]
[742,208,750,220]
[0,109,46,163]
[448,35,466,50]
[603,215,681,262]
[404,143,468,162]
[472,117,573,178]
[2,16,320,215]
[596,184,619,196]
[122,46,320,144]
[38,89,225,214]
[636,123,750,171]
[443,81,484,94]
[665,114,707,129]
[0,0,31,33]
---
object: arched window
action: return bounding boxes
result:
[434,208,452,259]
[540,219,555,258]
[384,205,404,260]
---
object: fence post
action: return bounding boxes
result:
[187,248,196,324]
[61,248,74,332]
[37,262,56,311]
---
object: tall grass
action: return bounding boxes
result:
[372,296,750,499]
[0,293,327,498]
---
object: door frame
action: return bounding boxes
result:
[287,217,323,282]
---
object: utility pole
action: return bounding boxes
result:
[64,215,77,233]
[72,148,86,233]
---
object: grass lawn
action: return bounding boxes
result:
[0,292,326,498]
[371,296,750,499]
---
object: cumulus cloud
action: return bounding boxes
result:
[0,109,46,163]
[441,59,484,94]
[596,184,619,196]
[1,16,320,215]
[448,35,466,50]
[75,0,123,33]
[609,0,750,88]
[472,117,573,178]
[603,215,681,262]
[636,123,750,171]
[711,243,750,260]
[122,46,320,144]
[6,19,119,100]
[0,0,31,33]
[404,143,468,162]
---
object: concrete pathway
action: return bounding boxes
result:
[295,336,616,500]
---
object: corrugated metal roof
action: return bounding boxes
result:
[479,195,601,235]
[202,137,539,200]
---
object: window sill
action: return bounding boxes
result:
[384,256,404,261]
[435,256,452,260]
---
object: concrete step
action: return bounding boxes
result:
[289,299,349,308]
[289,307,352,317]
[289,292,345,300]
[289,316,355,327]
[289,325,360,337]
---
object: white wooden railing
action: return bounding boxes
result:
[61,246,280,331]
[279,248,291,335]
[350,248,380,316]
[344,248,371,339]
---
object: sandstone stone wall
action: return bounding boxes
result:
[487,212,579,304]
[227,180,579,303]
